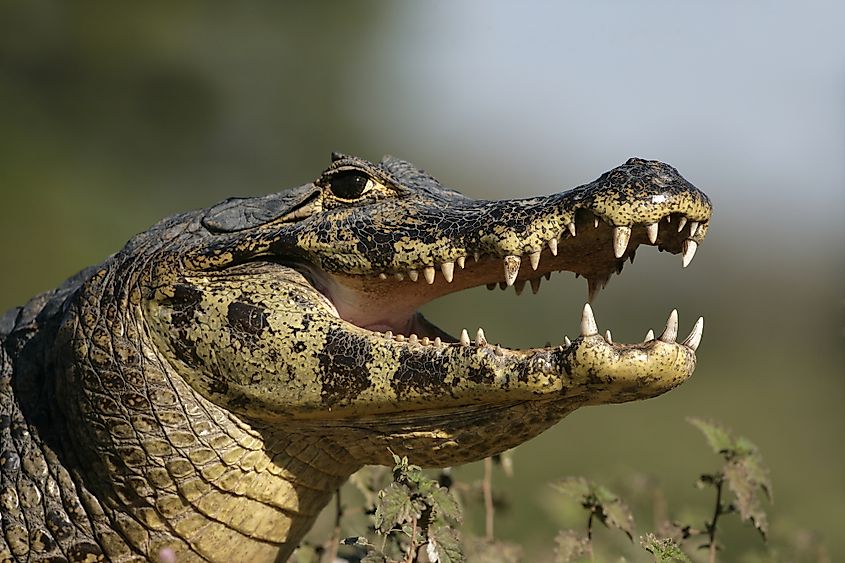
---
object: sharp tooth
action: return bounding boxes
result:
[580,303,598,336]
[460,329,470,346]
[646,222,659,244]
[421,336,430,345]
[682,317,704,351]
[594,217,599,228]
[424,266,436,284]
[567,222,576,237]
[408,334,418,344]
[476,328,487,346]
[547,238,558,256]
[564,336,572,347]
[486,283,497,290]
[587,274,610,303]
[408,269,419,282]
[440,262,455,283]
[434,337,442,346]
[644,329,655,341]
[530,277,542,294]
[379,273,388,280]
[456,256,466,269]
[394,334,405,342]
[529,250,541,270]
[613,226,631,258]
[394,272,405,281]
[544,272,551,280]
[494,345,504,356]
[688,221,699,237]
[605,330,613,344]
[514,280,526,296]
[659,309,679,343]
[677,216,688,232]
[474,252,481,262]
[682,240,698,268]
[385,330,393,339]
[503,255,521,286]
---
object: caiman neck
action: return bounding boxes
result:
[53,275,358,561]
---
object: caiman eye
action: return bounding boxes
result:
[328,172,374,200]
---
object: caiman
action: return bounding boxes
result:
[0,154,712,562]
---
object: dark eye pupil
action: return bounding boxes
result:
[329,172,369,199]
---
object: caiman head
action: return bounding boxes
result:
[142,153,712,467]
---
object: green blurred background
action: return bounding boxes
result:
[1,2,842,560]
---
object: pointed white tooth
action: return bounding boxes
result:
[613,226,632,258]
[456,256,466,269]
[646,222,659,244]
[394,334,405,342]
[587,274,610,303]
[659,309,679,343]
[408,269,419,282]
[547,237,558,256]
[476,328,487,346]
[682,240,698,268]
[434,336,442,346]
[530,277,542,294]
[605,330,613,344]
[423,266,436,284]
[459,329,470,346]
[514,280,526,295]
[494,345,504,356]
[486,283,497,290]
[677,216,688,232]
[421,336,430,345]
[567,222,576,237]
[580,303,598,336]
[682,317,704,351]
[394,272,405,281]
[503,255,521,287]
[564,336,572,347]
[385,330,393,339]
[529,250,541,270]
[408,334,418,344]
[440,261,455,283]
[379,273,388,280]
[473,251,481,262]
[688,221,699,237]
[644,329,655,341]
[594,217,599,228]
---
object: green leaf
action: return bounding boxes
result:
[554,530,591,563]
[426,525,464,563]
[552,478,635,541]
[375,483,417,532]
[687,417,735,455]
[640,533,692,562]
[425,484,463,525]
[361,551,388,563]
[551,477,592,500]
[724,457,771,538]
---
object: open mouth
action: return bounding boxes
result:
[310,208,706,355]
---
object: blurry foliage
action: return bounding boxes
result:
[295,418,824,563]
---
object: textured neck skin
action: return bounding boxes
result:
[2,264,358,562]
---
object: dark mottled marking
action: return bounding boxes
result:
[393,350,452,398]
[318,327,373,405]
[227,301,269,335]
[164,284,203,328]
[67,541,104,561]
[465,364,493,385]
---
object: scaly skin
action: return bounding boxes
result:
[0,154,712,561]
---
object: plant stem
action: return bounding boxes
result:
[707,476,724,563]
[483,456,495,540]
[587,511,595,562]
[321,489,342,563]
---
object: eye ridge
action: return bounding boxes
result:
[328,171,372,200]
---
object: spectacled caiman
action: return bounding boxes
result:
[0,154,712,562]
